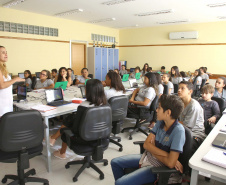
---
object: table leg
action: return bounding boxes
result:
[44,117,51,172]
[190,169,199,185]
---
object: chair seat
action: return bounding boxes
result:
[70,139,109,156]
[0,144,43,163]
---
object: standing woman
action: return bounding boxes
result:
[24,70,32,91]
[170,66,182,84]
[141,63,150,76]
[56,67,72,87]
[0,46,25,117]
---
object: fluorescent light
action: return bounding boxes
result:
[157,19,189,24]
[3,0,26,8]
[207,3,226,8]
[117,24,139,28]
[218,16,226,19]
[102,0,135,6]
[54,9,83,17]
[89,18,116,24]
[135,9,174,16]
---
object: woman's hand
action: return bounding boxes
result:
[15,77,25,82]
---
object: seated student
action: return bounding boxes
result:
[141,63,150,76]
[160,66,166,74]
[189,69,202,90]
[67,68,75,82]
[56,67,72,87]
[51,68,57,83]
[75,68,90,85]
[119,65,128,76]
[111,94,185,185]
[52,79,107,159]
[170,66,182,84]
[154,73,163,97]
[128,73,158,117]
[130,66,141,79]
[178,81,206,155]
[104,71,125,100]
[162,73,174,94]
[198,85,220,134]
[34,70,54,90]
[199,67,209,84]
[24,70,32,91]
[213,77,226,103]
[204,67,212,76]
[148,67,152,73]
[180,71,189,81]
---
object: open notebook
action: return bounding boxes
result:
[202,148,226,169]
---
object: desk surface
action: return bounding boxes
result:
[189,113,226,180]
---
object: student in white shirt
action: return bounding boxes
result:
[154,73,163,97]
[162,73,174,94]
[199,67,209,84]
[170,66,182,84]
[104,71,125,100]
[67,68,75,82]
[141,63,150,76]
[119,65,127,76]
[128,72,158,117]
[130,66,141,79]
[24,70,32,91]
[51,68,57,83]
[34,70,54,89]
[189,69,202,90]
[0,46,25,117]
[75,68,90,85]
[56,67,72,87]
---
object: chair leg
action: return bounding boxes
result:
[2,175,18,182]
[7,180,19,185]
[66,159,84,167]
[121,127,135,133]
[109,138,123,151]
[24,168,36,178]
[72,162,89,181]
[129,127,139,140]
[92,159,108,166]
[138,128,148,136]
[26,177,49,184]
[89,162,104,180]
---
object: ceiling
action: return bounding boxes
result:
[1,0,226,29]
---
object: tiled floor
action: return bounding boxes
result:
[0,118,225,185]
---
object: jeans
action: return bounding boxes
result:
[111,154,157,185]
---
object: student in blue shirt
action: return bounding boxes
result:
[111,94,185,185]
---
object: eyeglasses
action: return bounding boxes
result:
[40,73,47,76]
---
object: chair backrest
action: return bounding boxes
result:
[201,79,206,89]
[150,95,159,112]
[88,74,93,79]
[78,106,112,141]
[211,97,225,115]
[108,95,128,122]
[173,84,179,94]
[31,76,37,90]
[0,110,44,152]
[178,126,193,174]
[163,84,168,95]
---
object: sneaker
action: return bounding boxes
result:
[53,150,66,159]
[49,136,56,147]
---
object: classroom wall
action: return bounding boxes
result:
[119,22,226,74]
[0,7,119,75]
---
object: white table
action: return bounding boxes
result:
[14,86,83,172]
[189,112,226,185]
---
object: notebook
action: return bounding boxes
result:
[202,148,226,169]
[13,85,27,102]
[135,72,141,80]
[31,105,56,112]
[79,86,86,98]
[54,81,68,90]
[129,79,137,88]
[212,133,226,149]
[45,88,71,107]
[122,74,129,82]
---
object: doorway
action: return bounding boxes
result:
[70,41,87,75]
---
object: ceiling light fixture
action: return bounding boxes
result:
[3,0,27,8]
[54,9,83,17]
[135,9,174,16]
[117,24,139,28]
[89,18,116,24]
[157,19,189,24]
[207,3,226,8]
[102,0,135,6]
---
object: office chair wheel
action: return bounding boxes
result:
[99,174,104,180]
[119,147,123,152]
[65,164,70,169]
[121,130,124,133]
[129,136,132,140]
[73,177,78,182]
[104,161,108,166]
[118,139,121,142]
[30,169,36,175]
[1,177,7,184]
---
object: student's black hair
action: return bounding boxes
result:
[24,70,32,80]
[121,65,126,69]
[179,81,194,91]
[154,73,162,85]
[86,79,107,106]
[106,71,125,93]
[180,71,187,78]
[135,66,140,72]
[51,69,57,73]
[159,94,184,119]
[161,66,165,70]
[171,66,181,77]
[199,67,206,73]
[114,69,119,74]
[142,63,149,73]
[42,70,51,79]
[204,67,207,71]
[193,69,201,85]
[218,77,226,90]
[57,67,69,82]
[67,68,73,71]
[144,72,158,95]
[148,67,152,71]
[81,68,88,73]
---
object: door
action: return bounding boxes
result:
[114,49,119,70]
[71,43,86,75]
[102,48,108,81]
[108,48,114,71]
[95,48,102,81]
